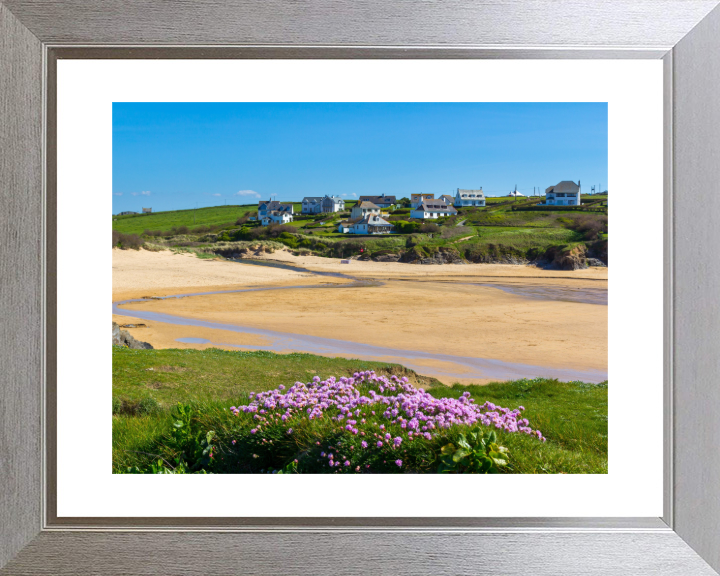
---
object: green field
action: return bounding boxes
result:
[113,200,361,236]
[113,347,608,475]
[113,205,259,235]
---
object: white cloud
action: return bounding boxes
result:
[130,192,138,196]
[212,193,222,197]
[350,193,357,197]
[113,192,123,196]
[235,190,260,198]
[141,191,151,196]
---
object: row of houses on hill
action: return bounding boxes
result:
[257,179,584,230]
[411,189,486,208]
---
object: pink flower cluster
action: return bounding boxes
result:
[230,370,544,442]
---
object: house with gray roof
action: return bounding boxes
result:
[454,188,485,207]
[411,199,458,219]
[358,194,396,209]
[544,180,581,206]
[259,200,294,218]
[302,195,344,214]
[349,214,394,235]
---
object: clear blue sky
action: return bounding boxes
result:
[112,102,607,213]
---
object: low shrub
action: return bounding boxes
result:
[114,396,162,416]
[567,214,607,241]
[419,222,440,233]
[112,230,144,250]
[394,221,420,234]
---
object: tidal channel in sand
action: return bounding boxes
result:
[113,252,608,384]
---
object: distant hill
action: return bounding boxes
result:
[112,204,271,235]
[112,201,358,235]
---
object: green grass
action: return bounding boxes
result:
[471,226,582,250]
[113,205,260,235]
[112,346,440,407]
[113,348,607,474]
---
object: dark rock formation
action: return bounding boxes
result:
[586,258,607,267]
[112,322,153,349]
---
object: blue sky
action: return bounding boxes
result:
[112,102,607,213]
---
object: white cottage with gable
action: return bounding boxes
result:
[411,199,458,219]
[261,211,293,226]
[350,201,381,219]
[544,181,581,206]
[349,214,393,234]
[301,195,345,214]
[258,200,293,218]
[454,188,485,207]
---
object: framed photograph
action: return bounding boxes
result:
[2,1,720,574]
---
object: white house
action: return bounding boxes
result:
[350,201,381,219]
[261,211,294,226]
[410,193,434,208]
[439,194,455,205]
[259,200,294,218]
[301,195,345,214]
[411,199,458,219]
[544,180,581,206]
[454,188,485,207]
[349,214,394,234]
[301,197,323,214]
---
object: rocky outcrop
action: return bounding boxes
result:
[587,239,608,265]
[465,253,530,265]
[371,253,401,263]
[586,258,607,267]
[553,245,587,270]
[112,322,153,349]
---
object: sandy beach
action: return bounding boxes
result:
[113,248,608,383]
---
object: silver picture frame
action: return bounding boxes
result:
[2,1,720,573]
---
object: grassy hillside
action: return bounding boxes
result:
[113,347,607,474]
[113,205,259,235]
[113,200,360,235]
[112,199,607,267]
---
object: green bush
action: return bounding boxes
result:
[137,396,161,415]
[112,230,144,250]
[394,221,420,234]
[438,430,510,474]
[277,232,299,249]
[112,396,122,415]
